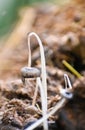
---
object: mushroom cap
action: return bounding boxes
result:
[60,88,73,99]
[21,67,41,78]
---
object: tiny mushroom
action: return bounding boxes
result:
[21,32,73,130]
[21,32,48,130]
[59,74,73,99]
[21,67,41,84]
[21,66,41,108]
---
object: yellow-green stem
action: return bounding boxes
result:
[62,60,82,78]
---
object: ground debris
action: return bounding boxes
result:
[0,1,85,130]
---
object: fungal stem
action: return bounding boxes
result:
[62,60,82,78]
[27,32,48,130]
[28,32,47,109]
[37,77,48,130]
[64,74,72,89]
[32,79,38,106]
[28,33,31,67]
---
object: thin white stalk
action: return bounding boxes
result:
[37,77,48,130]
[28,32,47,113]
[28,33,32,67]
[32,79,38,106]
[64,74,68,89]
[27,35,39,106]
[64,74,72,89]
[24,98,66,130]
[27,32,48,130]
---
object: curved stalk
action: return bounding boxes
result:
[28,32,47,109]
[64,74,72,89]
[27,32,48,130]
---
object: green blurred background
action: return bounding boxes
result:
[0,0,69,37]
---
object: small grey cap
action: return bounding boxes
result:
[21,67,41,79]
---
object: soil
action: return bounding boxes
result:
[0,1,85,130]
